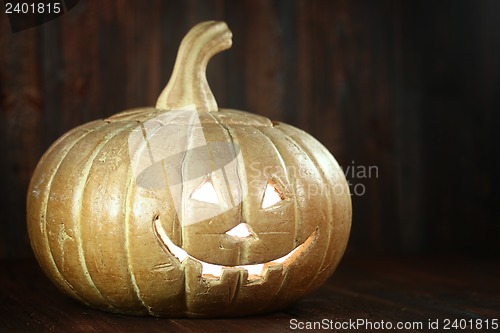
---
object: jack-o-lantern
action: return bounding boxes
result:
[27,21,351,317]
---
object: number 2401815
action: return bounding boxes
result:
[5,2,61,14]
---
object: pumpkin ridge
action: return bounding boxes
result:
[273,125,335,291]
[134,109,177,125]
[68,123,137,308]
[255,125,338,304]
[204,110,245,224]
[104,107,156,123]
[80,126,152,313]
[253,126,299,247]
[123,114,191,312]
[122,130,161,316]
[275,124,350,288]
[178,118,197,250]
[251,126,302,305]
[124,173,156,315]
[39,122,109,303]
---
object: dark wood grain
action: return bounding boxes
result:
[0,9,43,259]
[1,0,500,260]
[1,257,498,332]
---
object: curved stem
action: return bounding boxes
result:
[156,21,232,112]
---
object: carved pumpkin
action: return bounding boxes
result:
[27,21,351,317]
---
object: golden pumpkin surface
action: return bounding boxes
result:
[26,21,352,317]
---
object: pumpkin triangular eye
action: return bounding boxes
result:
[261,180,283,209]
[191,179,219,204]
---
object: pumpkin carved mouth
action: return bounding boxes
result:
[153,216,318,282]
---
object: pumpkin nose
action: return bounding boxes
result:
[225,223,255,239]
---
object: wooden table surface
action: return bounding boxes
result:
[1,256,498,332]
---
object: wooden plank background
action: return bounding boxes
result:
[1,0,499,260]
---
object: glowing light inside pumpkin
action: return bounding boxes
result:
[154,217,316,281]
[200,261,223,277]
[262,180,283,208]
[191,179,218,204]
[225,223,253,238]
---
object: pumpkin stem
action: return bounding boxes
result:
[156,21,232,112]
